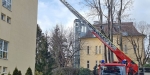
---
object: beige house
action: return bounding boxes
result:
[80,22,145,70]
[0,0,37,74]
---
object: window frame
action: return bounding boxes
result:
[0,39,8,59]
[2,67,7,73]
[95,46,98,54]
[1,13,6,21]
[0,66,1,73]
[99,60,101,64]
[87,46,89,54]
[96,60,97,65]
[87,60,89,68]
[7,16,11,24]
[2,0,12,10]
[81,26,86,32]
[124,45,127,54]
[99,46,101,54]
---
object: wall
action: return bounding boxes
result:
[80,35,145,70]
[0,0,37,74]
[80,38,103,70]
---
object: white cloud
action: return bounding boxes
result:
[130,0,150,23]
[38,1,48,8]
[38,0,150,33]
[37,16,52,32]
[38,0,86,32]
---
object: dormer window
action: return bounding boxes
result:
[122,32,128,36]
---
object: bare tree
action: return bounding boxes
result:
[82,0,133,62]
[49,25,85,68]
[126,21,150,67]
[82,0,114,62]
[63,26,85,67]
[49,25,67,68]
[117,0,133,51]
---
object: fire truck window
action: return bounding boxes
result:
[103,66,121,75]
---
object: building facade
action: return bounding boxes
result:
[0,0,37,74]
[74,20,145,70]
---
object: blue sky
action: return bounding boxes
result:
[38,0,150,32]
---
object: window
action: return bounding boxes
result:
[96,60,97,65]
[0,66,1,73]
[3,67,7,73]
[81,26,86,33]
[78,58,80,64]
[87,46,89,54]
[7,16,11,23]
[2,0,11,10]
[99,60,101,64]
[124,45,127,54]
[81,26,84,32]
[87,61,89,68]
[84,26,86,32]
[0,39,8,59]
[95,46,98,54]
[122,32,128,36]
[1,13,6,21]
[93,34,96,37]
[100,25,104,31]
[99,46,101,54]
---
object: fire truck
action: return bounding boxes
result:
[60,0,138,75]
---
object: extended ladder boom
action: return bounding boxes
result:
[60,0,138,73]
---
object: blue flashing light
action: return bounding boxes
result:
[101,60,105,63]
[122,60,126,64]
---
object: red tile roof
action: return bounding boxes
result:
[81,22,145,38]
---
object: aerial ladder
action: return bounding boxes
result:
[60,0,138,75]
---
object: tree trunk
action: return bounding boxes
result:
[110,0,114,62]
[118,0,123,51]
[107,0,113,62]
[104,45,107,63]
